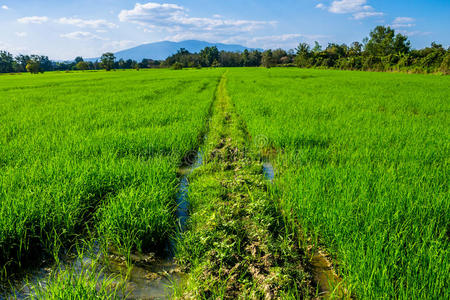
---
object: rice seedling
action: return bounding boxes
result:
[1,67,447,299]
[227,67,449,298]
[0,69,221,272]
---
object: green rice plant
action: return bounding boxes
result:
[226,67,449,298]
[27,253,126,300]
[95,156,177,256]
[0,69,222,270]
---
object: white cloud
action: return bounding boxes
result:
[397,30,431,37]
[17,16,49,24]
[56,17,117,29]
[329,0,369,13]
[393,17,415,23]
[15,32,28,37]
[353,11,384,20]
[118,2,185,26]
[119,2,274,36]
[315,3,325,9]
[390,17,415,29]
[0,41,29,54]
[1,5,8,10]
[391,23,415,29]
[223,33,329,50]
[60,31,108,40]
[321,0,383,19]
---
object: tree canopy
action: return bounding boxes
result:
[100,52,115,71]
[0,26,447,74]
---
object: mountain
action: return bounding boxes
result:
[88,40,260,62]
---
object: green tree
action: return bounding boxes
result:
[200,46,220,67]
[241,49,249,67]
[261,50,275,68]
[348,42,363,56]
[440,52,450,75]
[248,50,262,66]
[26,60,40,74]
[0,51,14,73]
[15,54,30,72]
[100,52,115,71]
[172,62,183,70]
[31,55,52,72]
[211,59,221,68]
[76,61,89,70]
[295,43,312,67]
[365,26,410,56]
[272,49,287,65]
[312,41,322,53]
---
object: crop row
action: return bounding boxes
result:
[227,68,449,299]
[0,69,222,269]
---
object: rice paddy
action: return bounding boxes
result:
[227,68,449,299]
[0,68,448,299]
[0,69,221,271]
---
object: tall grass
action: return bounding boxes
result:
[227,68,449,298]
[0,69,221,270]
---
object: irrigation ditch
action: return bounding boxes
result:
[1,72,346,299]
[171,73,314,298]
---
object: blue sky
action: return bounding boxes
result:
[0,0,449,60]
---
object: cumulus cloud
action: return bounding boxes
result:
[60,31,108,40]
[317,0,383,19]
[329,0,370,14]
[390,17,415,28]
[15,32,28,37]
[17,16,49,24]
[119,2,274,36]
[1,5,8,10]
[353,11,384,20]
[56,17,117,29]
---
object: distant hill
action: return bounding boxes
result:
[87,40,260,62]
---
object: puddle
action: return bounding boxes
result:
[107,252,181,299]
[176,149,203,233]
[1,150,204,300]
[263,161,275,181]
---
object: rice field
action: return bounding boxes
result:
[227,68,449,299]
[0,68,448,299]
[0,69,221,270]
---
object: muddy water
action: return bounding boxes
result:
[1,150,203,300]
[310,251,344,298]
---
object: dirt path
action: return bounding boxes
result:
[174,73,313,299]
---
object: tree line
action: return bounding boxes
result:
[1,26,449,74]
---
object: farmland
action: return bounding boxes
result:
[0,68,449,299]
[227,68,449,298]
[0,69,221,270]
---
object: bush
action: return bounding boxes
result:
[440,53,450,75]
[172,62,183,70]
